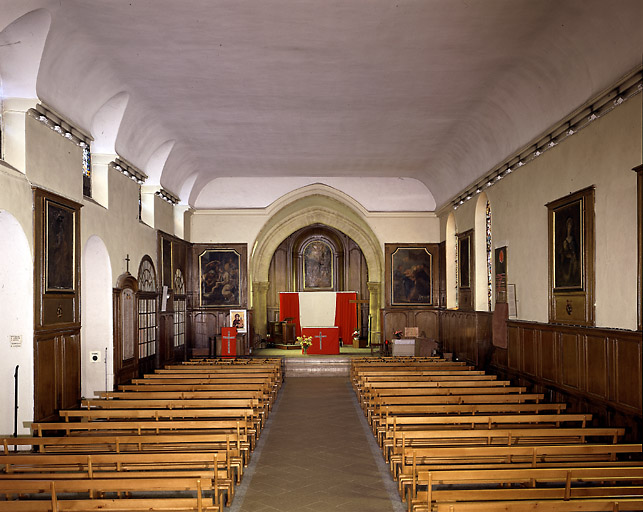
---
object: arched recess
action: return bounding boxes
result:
[0,210,33,435]
[474,192,491,311]
[250,189,383,340]
[445,213,457,308]
[81,235,112,398]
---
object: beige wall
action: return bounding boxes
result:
[440,95,642,331]
[191,204,440,285]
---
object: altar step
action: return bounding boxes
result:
[284,357,351,377]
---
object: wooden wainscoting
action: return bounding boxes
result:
[439,310,492,368]
[381,308,440,342]
[499,321,642,416]
[490,320,642,441]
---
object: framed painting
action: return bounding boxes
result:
[456,230,474,310]
[390,247,433,305]
[199,249,241,307]
[303,240,333,290]
[230,309,247,333]
[553,198,584,290]
[45,199,76,292]
[547,186,595,326]
[458,234,471,289]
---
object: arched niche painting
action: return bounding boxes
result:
[303,240,333,290]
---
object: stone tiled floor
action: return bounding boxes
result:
[231,377,403,512]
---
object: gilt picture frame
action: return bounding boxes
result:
[547,186,595,326]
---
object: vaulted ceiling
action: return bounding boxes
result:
[1,0,642,211]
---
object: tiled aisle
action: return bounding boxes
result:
[230,377,404,512]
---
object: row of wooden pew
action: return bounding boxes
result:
[351,356,643,511]
[0,357,283,511]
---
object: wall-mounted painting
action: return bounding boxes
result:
[230,309,247,333]
[45,199,76,292]
[199,249,241,306]
[303,240,333,290]
[547,186,595,326]
[553,198,584,290]
[458,234,471,289]
[391,247,433,305]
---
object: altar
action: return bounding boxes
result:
[279,291,357,350]
[302,327,340,355]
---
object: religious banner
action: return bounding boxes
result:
[495,246,507,303]
[220,327,237,358]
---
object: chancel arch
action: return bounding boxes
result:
[250,188,383,341]
[81,235,112,399]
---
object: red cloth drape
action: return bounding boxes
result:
[334,292,357,345]
[279,292,301,338]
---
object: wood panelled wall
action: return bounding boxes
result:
[33,189,82,421]
[439,310,642,442]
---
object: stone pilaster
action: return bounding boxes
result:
[252,281,271,338]
[367,281,382,346]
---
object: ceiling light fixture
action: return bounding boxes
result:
[588,113,598,121]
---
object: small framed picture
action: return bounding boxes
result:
[230,309,247,333]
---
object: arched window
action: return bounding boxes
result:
[445,213,457,308]
[474,192,492,311]
[137,256,157,359]
[486,200,492,311]
[173,269,186,348]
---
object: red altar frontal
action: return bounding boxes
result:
[302,327,340,355]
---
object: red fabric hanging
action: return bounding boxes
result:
[334,292,357,345]
[279,292,301,337]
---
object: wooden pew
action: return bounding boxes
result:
[0,477,219,512]
[395,443,643,499]
[386,427,625,463]
[408,466,643,511]
[377,412,594,446]
[2,432,249,468]
[0,451,233,506]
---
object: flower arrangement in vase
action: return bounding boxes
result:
[352,329,360,346]
[297,335,313,355]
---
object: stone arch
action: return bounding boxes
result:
[0,210,34,435]
[250,187,383,340]
[81,235,112,399]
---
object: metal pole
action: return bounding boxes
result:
[13,365,19,451]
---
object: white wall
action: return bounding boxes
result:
[441,95,641,330]
[81,235,113,399]
[0,210,33,435]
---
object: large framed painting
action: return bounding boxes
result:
[199,249,241,307]
[547,186,595,326]
[390,246,433,305]
[45,199,76,292]
[303,240,333,290]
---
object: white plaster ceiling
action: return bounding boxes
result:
[1,0,642,211]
